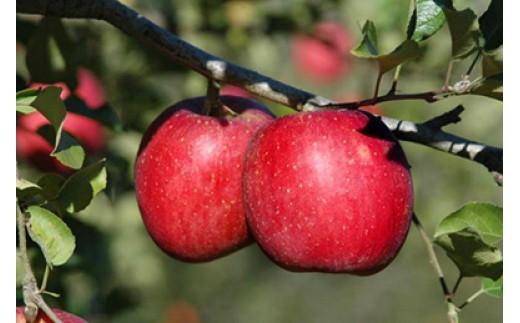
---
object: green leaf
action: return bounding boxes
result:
[434,228,502,280]
[351,20,379,57]
[26,206,75,267]
[434,202,503,280]
[482,276,503,298]
[434,202,502,245]
[479,0,502,51]
[470,74,503,101]
[52,131,85,170]
[37,173,67,201]
[407,0,452,42]
[16,88,40,114]
[57,159,107,213]
[352,21,421,74]
[26,17,77,85]
[482,52,503,78]
[443,8,480,59]
[31,87,85,169]
[30,86,66,134]
[376,40,421,74]
[16,178,42,201]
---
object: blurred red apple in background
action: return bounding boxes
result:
[291,21,354,82]
[16,307,87,323]
[16,67,107,174]
[221,85,251,98]
[162,301,200,323]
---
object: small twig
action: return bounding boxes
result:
[423,105,464,129]
[326,89,445,110]
[451,274,464,295]
[412,213,459,323]
[458,289,485,310]
[373,72,383,99]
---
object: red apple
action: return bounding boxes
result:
[134,96,274,262]
[242,110,413,274]
[16,307,86,323]
[17,68,107,173]
[291,21,354,82]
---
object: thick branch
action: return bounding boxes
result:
[383,116,502,185]
[17,0,328,111]
[16,0,503,183]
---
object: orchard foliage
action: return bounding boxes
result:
[16,0,502,322]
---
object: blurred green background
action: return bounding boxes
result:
[16,0,502,322]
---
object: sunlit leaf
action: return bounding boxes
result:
[26,205,75,267]
[352,21,421,74]
[16,178,42,201]
[434,202,502,245]
[407,0,453,42]
[16,88,40,114]
[482,276,503,298]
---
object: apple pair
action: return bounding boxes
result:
[135,95,413,275]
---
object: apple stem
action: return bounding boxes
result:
[203,79,224,117]
[412,213,460,323]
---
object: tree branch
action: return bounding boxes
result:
[16,0,503,184]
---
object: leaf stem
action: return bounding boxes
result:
[40,265,51,293]
[389,65,402,94]
[373,72,383,99]
[443,60,454,90]
[458,289,485,310]
[466,50,482,76]
[452,274,463,295]
[412,213,458,323]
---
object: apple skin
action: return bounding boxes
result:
[291,21,354,82]
[16,307,87,323]
[16,68,106,174]
[135,96,275,262]
[242,110,413,274]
